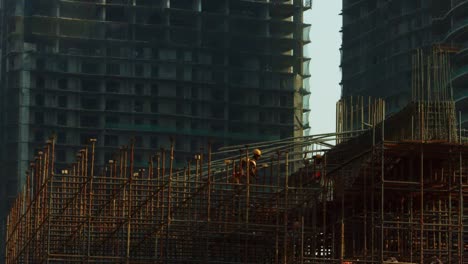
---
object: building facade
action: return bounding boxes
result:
[341,0,468,115]
[0,0,312,252]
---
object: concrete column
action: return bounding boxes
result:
[194,0,201,11]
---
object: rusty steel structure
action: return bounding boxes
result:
[5,98,468,263]
[5,132,339,263]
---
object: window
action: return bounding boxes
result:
[106,81,119,93]
[150,136,158,148]
[135,154,142,163]
[134,100,143,112]
[57,59,68,72]
[151,84,159,96]
[82,62,99,74]
[176,86,183,97]
[57,113,67,125]
[81,79,99,92]
[36,58,45,70]
[135,136,143,147]
[58,79,68,90]
[106,6,126,22]
[135,84,144,95]
[151,102,158,113]
[57,132,67,144]
[80,115,99,127]
[105,100,120,111]
[56,149,66,162]
[190,140,197,151]
[105,116,119,125]
[104,135,118,146]
[34,130,44,142]
[280,113,291,124]
[176,103,183,114]
[134,118,143,125]
[81,97,99,109]
[191,104,198,116]
[35,94,44,106]
[134,47,144,58]
[58,96,67,107]
[151,65,158,77]
[106,63,120,75]
[35,112,44,124]
[191,87,198,99]
[36,77,45,89]
[135,64,143,76]
[176,121,184,129]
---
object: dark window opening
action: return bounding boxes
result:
[135,136,143,147]
[151,84,159,96]
[81,97,99,109]
[80,115,99,127]
[56,149,66,162]
[151,102,159,113]
[57,113,67,126]
[58,79,68,90]
[107,63,120,75]
[135,64,144,77]
[150,136,158,148]
[191,87,198,99]
[202,0,225,12]
[58,96,67,108]
[105,135,119,146]
[82,62,100,74]
[135,84,144,95]
[211,106,224,118]
[82,79,100,92]
[57,132,67,144]
[134,101,144,112]
[35,112,44,124]
[36,58,45,70]
[106,6,126,22]
[34,130,44,142]
[191,104,198,116]
[176,104,183,114]
[105,116,119,125]
[35,94,44,106]
[135,118,143,125]
[148,11,163,24]
[106,81,119,93]
[36,77,45,89]
[176,86,183,97]
[105,100,120,111]
[151,65,159,77]
[57,59,68,72]
[171,0,193,10]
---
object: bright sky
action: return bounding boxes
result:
[304,1,342,135]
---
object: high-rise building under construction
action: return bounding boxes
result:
[341,0,468,115]
[0,0,312,246]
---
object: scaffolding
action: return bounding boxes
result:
[5,132,340,263]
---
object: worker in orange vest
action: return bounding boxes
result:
[233,149,262,183]
[246,148,262,178]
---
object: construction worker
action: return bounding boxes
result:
[313,154,323,182]
[233,149,262,183]
[246,148,262,178]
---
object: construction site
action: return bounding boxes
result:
[4,50,468,263]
